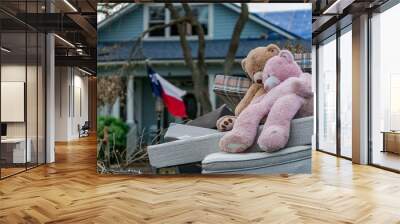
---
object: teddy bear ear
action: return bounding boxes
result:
[279,50,294,63]
[241,59,246,71]
[266,44,280,54]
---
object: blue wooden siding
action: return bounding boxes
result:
[213,4,284,40]
[97,63,244,78]
[140,79,157,135]
[98,5,144,42]
[98,4,286,43]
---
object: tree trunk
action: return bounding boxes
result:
[182,4,212,114]
[167,3,212,114]
[224,3,249,75]
[128,3,250,115]
[128,4,213,114]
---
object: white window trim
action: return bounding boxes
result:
[209,4,214,38]
[143,5,149,34]
[165,7,171,38]
[143,3,213,40]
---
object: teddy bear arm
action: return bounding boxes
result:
[254,87,266,98]
[291,76,313,98]
[257,94,305,152]
[234,83,262,116]
[296,97,314,118]
[219,95,272,153]
[247,87,266,105]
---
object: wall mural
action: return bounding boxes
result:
[97,3,313,175]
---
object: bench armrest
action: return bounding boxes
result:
[148,133,224,168]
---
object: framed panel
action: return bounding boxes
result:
[1,82,25,122]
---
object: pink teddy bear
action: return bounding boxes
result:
[219,50,313,153]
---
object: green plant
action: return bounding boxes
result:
[97,116,129,166]
[98,116,129,149]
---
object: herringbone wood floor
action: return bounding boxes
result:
[1,136,400,224]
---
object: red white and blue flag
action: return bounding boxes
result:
[147,66,188,118]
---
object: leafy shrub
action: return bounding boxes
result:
[98,116,129,149]
[97,116,130,165]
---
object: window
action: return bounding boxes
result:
[0,1,46,179]
[147,5,209,38]
[148,6,165,37]
[339,27,352,158]
[170,6,209,36]
[317,26,353,159]
[370,3,400,171]
[390,74,400,130]
[317,35,337,154]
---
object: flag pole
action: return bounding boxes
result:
[155,97,163,144]
[146,60,162,143]
[146,61,187,143]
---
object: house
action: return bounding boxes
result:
[97,3,311,135]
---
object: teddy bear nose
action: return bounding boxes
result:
[256,79,262,84]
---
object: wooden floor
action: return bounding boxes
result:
[372,150,400,171]
[1,136,400,223]
[1,167,26,178]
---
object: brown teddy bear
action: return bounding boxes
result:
[216,44,280,131]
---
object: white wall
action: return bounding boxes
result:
[55,67,89,141]
[1,63,46,164]
[1,65,39,137]
[72,72,89,138]
[55,66,68,141]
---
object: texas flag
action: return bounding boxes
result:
[147,66,188,118]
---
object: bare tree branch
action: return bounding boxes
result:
[181,4,211,113]
[224,3,249,75]
[122,3,251,115]
[166,4,195,70]
[126,16,190,66]
[168,3,212,113]
[182,4,206,72]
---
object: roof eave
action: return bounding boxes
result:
[98,4,137,30]
[221,3,303,40]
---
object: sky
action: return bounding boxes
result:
[244,3,311,12]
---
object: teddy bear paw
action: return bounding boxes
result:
[219,132,251,153]
[258,125,289,153]
[216,116,236,132]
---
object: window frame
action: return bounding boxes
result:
[368,1,400,173]
[147,5,167,37]
[315,24,353,161]
[143,3,213,40]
